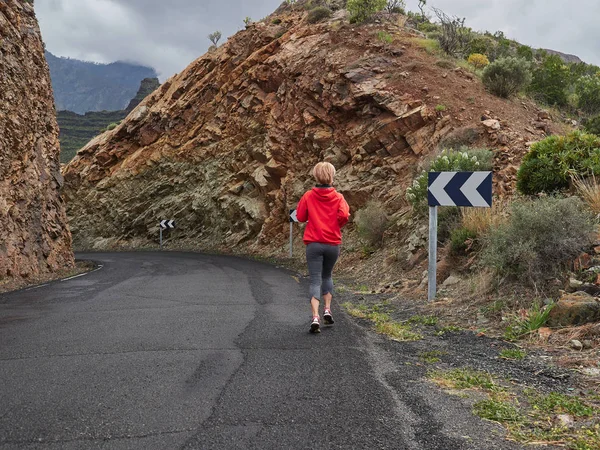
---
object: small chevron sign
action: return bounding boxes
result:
[160,220,176,230]
[289,209,298,223]
[428,172,492,208]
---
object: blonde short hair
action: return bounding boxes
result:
[312,162,336,185]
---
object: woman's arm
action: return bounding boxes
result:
[338,196,350,227]
[296,192,309,223]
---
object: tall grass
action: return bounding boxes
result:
[573,174,600,216]
[460,202,507,237]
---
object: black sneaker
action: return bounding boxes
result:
[310,316,321,333]
[323,309,334,325]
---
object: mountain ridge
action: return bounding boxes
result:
[46,51,157,114]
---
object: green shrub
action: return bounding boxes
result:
[503,302,554,340]
[426,31,442,42]
[528,55,570,107]
[107,122,118,131]
[488,31,514,61]
[413,38,440,55]
[355,201,389,248]
[576,75,600,115]
[385,0,406,14]
[347,0,387,23]
[517,131,600,195]
[468,35,496,58]
[406,147,493,214]
[272,18,282,24]
[516,45,534,61]
[418,22,439,33]
[377,31,393,44]
[450,227,477,255]
[306,6,332,23]
[435,59,455,70]
[482,196,596,284]
[583,115,600,136]
[482,57,532,98]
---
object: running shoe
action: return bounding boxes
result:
[310,316,321,333]
[323,309,334,325]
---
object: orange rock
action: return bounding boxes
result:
[573,253,593,271]
[538,327,552,341]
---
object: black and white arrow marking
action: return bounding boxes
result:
[289,209,298,223]
[428,172,492,207]
[160,220,176,229]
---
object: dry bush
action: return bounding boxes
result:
[306,6,332,23]
[431,7,472,58]
[482,196,596,285]
[460,203,507,237]
[355,201,389,248]
[438,126,481,150]
[573,174,600,216]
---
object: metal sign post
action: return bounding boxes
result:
[289,209,298,258]
[428,206,438,302]
[159,220,176,250]
[427,171,492,301]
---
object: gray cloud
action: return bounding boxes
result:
[36,0,282,80]
[36,0,600,81]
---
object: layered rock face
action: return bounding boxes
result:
[0,0,74,278]
[64,4,549,252]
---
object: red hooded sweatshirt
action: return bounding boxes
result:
[296,186,350,245]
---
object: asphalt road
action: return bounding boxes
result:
[0,252,523,449]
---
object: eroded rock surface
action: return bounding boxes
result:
[0,0,74,278]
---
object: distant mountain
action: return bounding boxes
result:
[58,78,160,163]
[541,49,583,64]
[46,51,157,114]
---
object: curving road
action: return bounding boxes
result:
[0,252,522,449]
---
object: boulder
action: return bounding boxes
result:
[570,340,583,351]
[482,119,501,130]
[442,275,461,287]
[547,292,600,327]
[537,110,551,121]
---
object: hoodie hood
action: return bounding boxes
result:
[311,186,338,202]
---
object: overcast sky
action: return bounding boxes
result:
[36,0,600,80]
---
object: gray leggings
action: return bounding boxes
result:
[306,243,340,301]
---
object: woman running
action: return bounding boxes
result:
[296,162,350,333]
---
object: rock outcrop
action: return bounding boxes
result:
[63,2,552,252]
[0,0,74,279]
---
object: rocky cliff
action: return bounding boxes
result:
[64,2,554,253]
[0,0,74,279]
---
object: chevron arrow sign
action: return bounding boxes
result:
[160,220,176,229]
[428,172,492,207]
[289,209,298,223]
